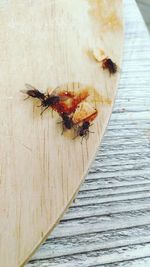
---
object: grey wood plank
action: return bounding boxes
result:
[27,243,150,266]
[77,183,150,197]
[136,0,150,30]
[30,225,150,260]
[98,257,150,267]
[50,209,150,238]
[26,0,150,266]
[63,197,150,220]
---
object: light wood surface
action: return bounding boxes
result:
[0,1,123,266]
[26,0,150,266]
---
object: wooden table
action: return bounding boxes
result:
[27,0,150,266]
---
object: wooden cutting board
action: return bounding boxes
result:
[0,1,123,266]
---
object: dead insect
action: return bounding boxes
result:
[75,121,93,141]
[101,58,117,74]
[78,121,90,137]
[40,90,75,115]
[21,84,45,100]
[40,95,61,115]
[57,112,74,134]
[59,112,74,130]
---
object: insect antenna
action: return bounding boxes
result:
[61,126,65,135]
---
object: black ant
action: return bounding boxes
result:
[75,121,93,142]
[21,84,45,100]
[60,113,74,130]
[101,58,117,74]
[21,84,62,115]
[40,95,60,115]
[40,90,75,115]
[58,112,74,133]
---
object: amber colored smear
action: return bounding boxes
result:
[94,93,111,105]
[84,110,98,123]
[88,0,122,31]
[52,90,89,114]
[86,49,99,62]
[86,86,112,105]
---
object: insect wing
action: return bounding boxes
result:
[20,89,28,94]
[25,83,37,91]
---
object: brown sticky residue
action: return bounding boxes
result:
[85,86,112,105]
[52,89,89,114]
[93,93,112,105]
[51,83,111,121]
[103,11,122,30]
[88,0,122,31]
[77,88,89,103]
[86,49,97,62]
[72,101,97,124]
[85,110,98,123]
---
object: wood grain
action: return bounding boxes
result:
[0,0,123,266]
[26,0,150,266]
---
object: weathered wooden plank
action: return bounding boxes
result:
[88,168,150,179]
[99,257,150,267]
[136,0,150,31]
[85,175,150,189]
[79,183,150,196]
[74,191,150,206]
[52,209,150,238]
[27,243,150,266]
[30,225,150,260]
[63,197,150,220]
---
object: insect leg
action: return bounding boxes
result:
[73,134,78,140]
[37,103,43,107]
[40,106,49,115]
[24,96,30,101]
[80,136,85,144]
[61,124,65,135]
[85,132,89,141]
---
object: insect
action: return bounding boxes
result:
[40,89,79,115]
[59,112,74,130]
[58,112,74,134]
[76,121,92,141]
[101,58,117,74]
[21,84,45,100]
[21,84,61,114]
[40,89,74,115]
[73,107,98,141]
[40,95,61,114]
